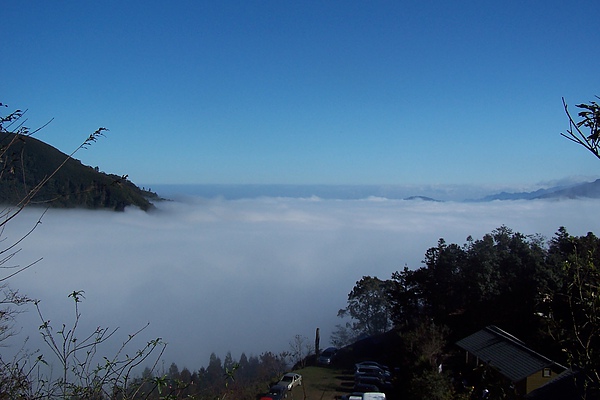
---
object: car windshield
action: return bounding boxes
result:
[281,376,292,382]
[358,367,378,373]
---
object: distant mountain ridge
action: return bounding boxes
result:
[149,184,451,201]
[151,181,600,203]
[536,179,600,199]
[403,195,441,202]
[472,180,600,201]
[0,132,156,211]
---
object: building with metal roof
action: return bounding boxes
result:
[456,325,566,396]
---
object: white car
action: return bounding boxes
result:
[277,372,302,390]
[362,393,386,400]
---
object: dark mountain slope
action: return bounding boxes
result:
[535,179,600,199]
[0,132,156,211]
[473,187,567,201]
[471,180,600,202]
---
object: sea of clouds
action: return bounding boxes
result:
[4,193,600,373]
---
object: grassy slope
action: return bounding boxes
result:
[290,366,353,400]
[287,333,403,399]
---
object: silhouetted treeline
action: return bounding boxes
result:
[129,350,288,399]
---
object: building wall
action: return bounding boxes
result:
[525,368,560,394]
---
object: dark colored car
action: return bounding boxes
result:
[353,382,381,393]
[355,361,392,378]
[355,365,386,382]
[318,347,338,365]
[260,384,288,400]
[355,375,393,392]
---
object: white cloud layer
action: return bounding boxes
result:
[5,196,600,371]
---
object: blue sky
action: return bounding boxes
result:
[3,1,600,187]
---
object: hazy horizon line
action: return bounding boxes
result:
[143,176,599,202]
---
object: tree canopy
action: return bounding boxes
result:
[339,224,599,398]
[334,276,393,346]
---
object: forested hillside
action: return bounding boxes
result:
[0,132,157,211]
[330,226,599,399]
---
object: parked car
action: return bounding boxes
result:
[260,384,288,400]
[355,365,386,382]
[355,361,391,378]
[277,372,302,390]
[355,361,389,371]
[353,382,381,393]
[318,347,338,365]
[355,375,392,392]
[362,393,386,400]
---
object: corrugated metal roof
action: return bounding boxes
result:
[456,325,562,383]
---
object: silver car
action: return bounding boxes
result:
[277,373,302,390]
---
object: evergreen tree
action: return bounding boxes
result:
[337,276,393,339]
[545,228,600,394]
[206,352,224,392]
[167,362,180,381]
[223,351,235,375]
